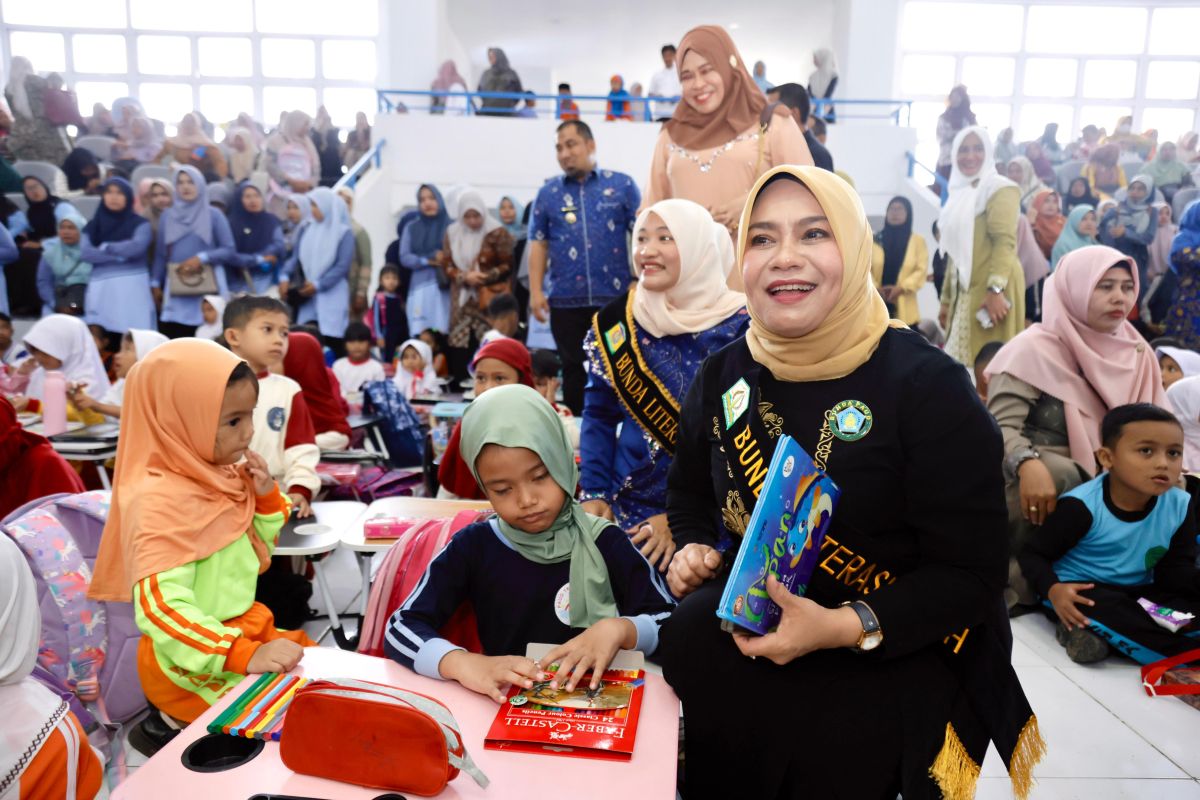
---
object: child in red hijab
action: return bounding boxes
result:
[0,397,84,518]
[283,332,352,451]
[437,338,533,499]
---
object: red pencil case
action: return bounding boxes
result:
[279,678,489,796]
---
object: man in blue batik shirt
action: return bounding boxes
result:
[528,120,640,414]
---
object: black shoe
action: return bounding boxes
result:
[1055,623,1110,664]
[128,712,181,757]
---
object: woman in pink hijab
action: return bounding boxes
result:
[984,245,1166,606]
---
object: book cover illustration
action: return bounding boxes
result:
[484,666,645,761]
[716,434,840,636]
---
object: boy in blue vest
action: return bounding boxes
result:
[1019,403,1200,664]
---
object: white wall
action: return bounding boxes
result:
[382,0,839,102]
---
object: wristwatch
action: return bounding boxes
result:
[987,284,1006,294]
[841,600,883,652]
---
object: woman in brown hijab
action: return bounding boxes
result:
[643,25,812,265]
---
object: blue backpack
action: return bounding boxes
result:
[361,379,425,467]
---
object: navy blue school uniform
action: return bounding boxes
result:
[384,518,675,678]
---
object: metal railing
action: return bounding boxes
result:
[334,137,386,191]
[906,151,948,204]
[377,89,913,126]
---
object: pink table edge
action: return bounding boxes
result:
[113,647,679,800]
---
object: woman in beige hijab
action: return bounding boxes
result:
[658,165,1042,800]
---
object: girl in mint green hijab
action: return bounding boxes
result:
[460,383,671,692]
[461,383,617,629]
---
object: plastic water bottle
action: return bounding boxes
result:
[42,370,68,436]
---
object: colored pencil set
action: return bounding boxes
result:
[207,672,310,742]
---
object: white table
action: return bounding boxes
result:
[50,442,118,489]
[274,500,366,649]
[339,496,492,623]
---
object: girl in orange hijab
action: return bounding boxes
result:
[1030,188,1066,260]
[89,339,313,735]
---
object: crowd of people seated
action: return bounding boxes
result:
[4,27,1200,800]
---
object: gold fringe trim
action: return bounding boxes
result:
[1008,715,1047,800]
[929,722,980,800]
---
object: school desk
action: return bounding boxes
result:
[274,500,366,649]
[112,646,680,799]
[339,496,493,622]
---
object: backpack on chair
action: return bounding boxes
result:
[361,379,426,467]
[1,491,148,745]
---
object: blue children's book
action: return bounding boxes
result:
[716,435,840,636]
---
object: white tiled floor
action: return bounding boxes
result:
[979,614,1200,799]
[115,573,1200,798]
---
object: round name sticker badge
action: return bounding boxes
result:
[830,399,873,442]
[554,583,571,626]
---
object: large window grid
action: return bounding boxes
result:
[900,2,1200,167]
[0,0,378,131]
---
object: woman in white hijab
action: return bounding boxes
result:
[1166,375,1200,473]
[440,189,515,379]
[15,314,111,404]
[938,125,1024,365]
[808,48,838,123]
[579,198,748,569]
[0,534,104,799]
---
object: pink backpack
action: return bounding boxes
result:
[358,510,489,657]
[2,491,148,728]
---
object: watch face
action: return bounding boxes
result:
[860,631,883,651]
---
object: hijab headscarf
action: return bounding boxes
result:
[41,208,90,284]
[631,199,744,337]
[1116,174,1155,236]
[446,190,501,271]
[499,196,525,239]
[809,48,838,99]
[666,25,784,151]
[393,337,441,399]
[89,340,268,602]
[1157,346,1200,381]
[195,294,226,340]
[22,176,62,239]
[121,114,163,163]
[1007,156,1044,207]
[985,246,1166,475]
[23,313,111,400]
[1063,177,1099,214]
[1166,375,1200,473]
[739,166,904,383]
[5,56,33,119]
[84,177,145,245]
[407,184,452,257]
[875,195,913,289]
[61,148,100,193]
[1148,202,1176,280]
[432,60,467,92]
[167,112,216,150]
[939,126,1017,288]
[158,165,212,247]
[228,182,279,254]
[225,126,260,184]
[460,384,616,628]
[1171,201,1200,268]
[1051,205,1098,269]
[1039,123,1062,155]
[941,85,976,129]
[283,332,351,437]
[298,187,351,281]
[1177,132,1199,164]
[438,338,534,499]
[1143,142,1191,189]
[1031,189,1066,259]
[136,177,173,232]
[111,97,146,139]
[607,75,631,117]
